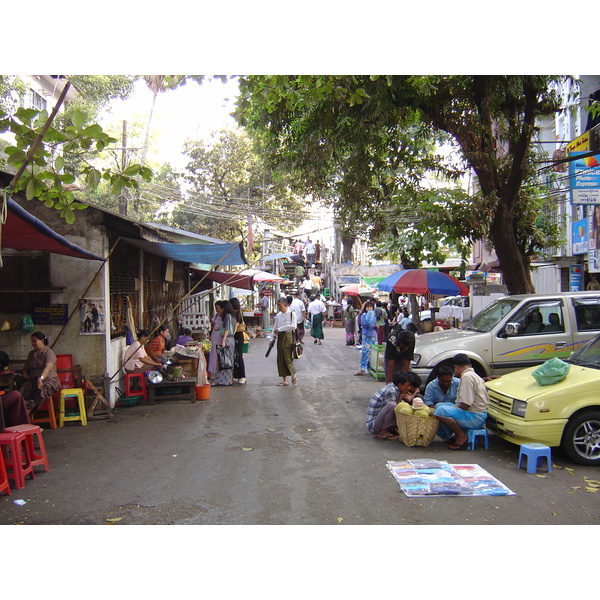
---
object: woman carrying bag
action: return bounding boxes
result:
[273,298,298,386]
[212,300,237,387]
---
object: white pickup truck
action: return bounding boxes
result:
[412,291,600,384]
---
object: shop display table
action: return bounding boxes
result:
[147,380,196,404]
[242,311,263,328]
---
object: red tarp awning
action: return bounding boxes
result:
[192,269,253,290]
[2,198,104,260]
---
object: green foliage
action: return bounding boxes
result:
[0,76,27,115]
[60,75,137,126]
[236,75,568,291]
[0,105,152,223]
[168,129,305,248]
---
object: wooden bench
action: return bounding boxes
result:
[147,380,196,404]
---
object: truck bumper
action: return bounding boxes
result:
[486,410,567,448]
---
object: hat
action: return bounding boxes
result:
[412,397,425,410]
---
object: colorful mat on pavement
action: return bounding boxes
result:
[386,459,515,497]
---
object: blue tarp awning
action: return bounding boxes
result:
[2,198,104,260]
[121,238,247,266]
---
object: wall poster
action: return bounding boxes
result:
[79,298,105,335]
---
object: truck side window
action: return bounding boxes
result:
[515,302,563,335]
[574,303,600,331]
[544,312,564,332]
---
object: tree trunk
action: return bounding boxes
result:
[489,198,535,295]
[409,294,421,333]
[341,234,355,263]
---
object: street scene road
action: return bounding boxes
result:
[2,327,598,527]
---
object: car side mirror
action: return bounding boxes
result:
[504,322,519,337]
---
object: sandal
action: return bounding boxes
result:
[448,441,469,450]
[292,376,298,385]
[277,381,289,386]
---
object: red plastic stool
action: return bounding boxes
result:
[0,450,10,496]
[0,431,35,489]
[3,424,50,472]
[31,395,58,429]
[124,373,148,402]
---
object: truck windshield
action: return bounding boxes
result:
[465,298,519,333]
[566,335,600,369]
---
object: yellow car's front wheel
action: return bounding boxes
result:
[561,410,600,466]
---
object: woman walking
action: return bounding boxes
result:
[230,297,247,384]
[273,298,298,386]
[355,301,376,376]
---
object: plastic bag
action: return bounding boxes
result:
[19,313,34,332]
[531,357,570,386]
[216,344,233,370]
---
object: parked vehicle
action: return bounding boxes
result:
[485,333,600,465]
[420,295,471,324]
[337,274,362,287]
[412,292,600,385]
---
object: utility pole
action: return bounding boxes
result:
[118,120,128,216]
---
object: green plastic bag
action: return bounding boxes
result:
[531,357,570,386]
[19,313,34,332]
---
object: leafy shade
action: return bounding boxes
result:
[171,129,305,250]
[0,106,152,223]
[236,75,567,294]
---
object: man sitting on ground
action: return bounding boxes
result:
[366,371,411,440]
[434,353,489,450]
[423,365,460,407]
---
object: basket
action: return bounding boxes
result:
[394,409,439,447]
[115,387,142,407]
[117,395,142,407]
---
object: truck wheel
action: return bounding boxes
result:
[560,410,600,466]
[426,361,454,386]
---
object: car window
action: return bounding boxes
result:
[467,298,519,332]
[567,333,600,367]
[573,298,600,331]
[511,300,564,336]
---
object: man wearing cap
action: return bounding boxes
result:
[434,353,489,450]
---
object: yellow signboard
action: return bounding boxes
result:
[567,131,591,155]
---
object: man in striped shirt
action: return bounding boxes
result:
[366,372,411,440]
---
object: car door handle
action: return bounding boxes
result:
[555,341,566,347]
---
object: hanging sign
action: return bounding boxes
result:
[569,151,600,205]
[31,304,68,325]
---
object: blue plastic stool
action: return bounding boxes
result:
[518,443,552,474]
[467,428,489,450]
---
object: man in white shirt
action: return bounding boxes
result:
[307,294,327,345]
[434,353,489,450]
[305,238,315,266]
[302,275,313,298]
[288,292,307,343]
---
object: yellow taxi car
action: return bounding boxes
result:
[485,333,600,465]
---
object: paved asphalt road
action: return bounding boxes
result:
[2,326,599,527]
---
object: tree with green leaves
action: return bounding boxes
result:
[0,79,151,224]
[235,75,567,294]
[169,129,305,253]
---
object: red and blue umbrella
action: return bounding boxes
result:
[377,269,469,296]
